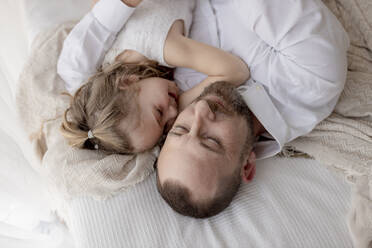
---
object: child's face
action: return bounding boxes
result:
[117,77,179,152]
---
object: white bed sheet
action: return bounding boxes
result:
[68,157,352,248]
[0,1,89,247]
[0,50,75,248]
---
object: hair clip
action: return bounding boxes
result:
[87,130,95,139]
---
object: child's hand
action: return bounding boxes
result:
[92,0,142,7]
[121,0,142,7]
[116,49,148,64]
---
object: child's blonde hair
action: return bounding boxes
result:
[61,60,173,154]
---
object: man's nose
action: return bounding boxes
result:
[194,100,215,121]
[189,100,215,136]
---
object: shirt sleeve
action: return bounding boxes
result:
[57,0,135,94]
[234,0,349,142]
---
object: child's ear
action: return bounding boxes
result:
[118,75,139,90]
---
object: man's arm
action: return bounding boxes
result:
[57,0,140,93]
[235,0,349,141]
[164,21,250,110]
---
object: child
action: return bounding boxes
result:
[58,0,250,154]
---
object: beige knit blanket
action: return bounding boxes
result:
[16,22,158,207]
[287,0,372,247]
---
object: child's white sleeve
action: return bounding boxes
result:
[57,0,135,94]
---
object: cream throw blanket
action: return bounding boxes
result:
[16,22,158,206]
[16,0,372,246]
[286,0,372,247]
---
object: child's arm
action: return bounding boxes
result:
[164,21,250,110]
[57,0,141,94]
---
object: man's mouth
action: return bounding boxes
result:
[203,95,233,116]
[168,92,178,101]
[206,95,227,109]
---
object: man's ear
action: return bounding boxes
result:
[118,75,139,90]
[241,151,256,183]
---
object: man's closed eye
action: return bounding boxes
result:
[169,125,225,154]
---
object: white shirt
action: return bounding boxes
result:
[57,0,349,159]
[57,0,135,93]
[175,0,349,159]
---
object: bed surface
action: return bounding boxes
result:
[68,156,352,248]
[0,0,354,247]
[0,1,90,247]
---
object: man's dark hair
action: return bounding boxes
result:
[156,166,241,218]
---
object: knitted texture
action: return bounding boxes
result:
[16,22,158,216]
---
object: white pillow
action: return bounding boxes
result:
[68,157,353,248]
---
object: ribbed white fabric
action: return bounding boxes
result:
[67,157,352,248]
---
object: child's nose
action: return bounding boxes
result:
[167,103,178,120]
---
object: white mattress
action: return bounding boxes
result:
[67,156,352,248]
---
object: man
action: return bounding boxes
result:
[156,0,349,218]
